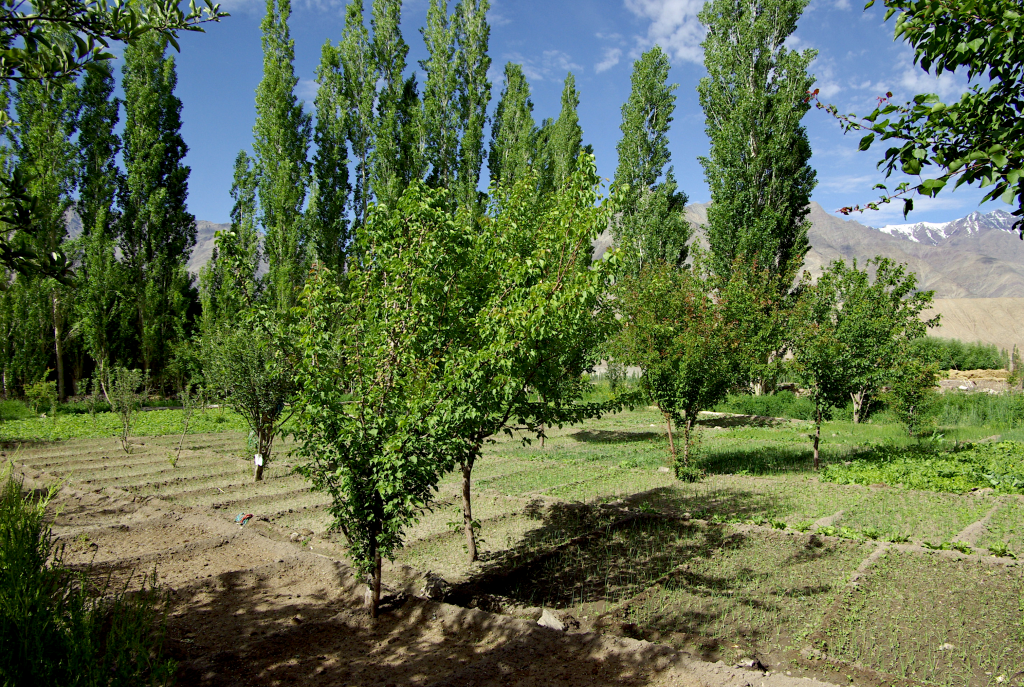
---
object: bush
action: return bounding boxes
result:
[931,391,1024,428]
[0,400,35,422]
[0,466,174,686]
[24,378,57,415]
[910,336,1009,371]
[713,391,817,420]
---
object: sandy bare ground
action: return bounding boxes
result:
[11,461,841,687]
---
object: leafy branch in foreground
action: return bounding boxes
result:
[811,0,1024,229]
[0,0,227,87]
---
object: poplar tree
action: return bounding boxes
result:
[200,152,262,332]
[396,74,426,187]
[488,62,535,188]
[420,0,460,191]
[311,39,350,273]
[13,70,79,401]
[77,61,124,396]
[612,46,689,276]
[340,0,374,230]
[547,72,583,190]
[369,0,409,211]
[253,0,311,311]
[698,0,817,288]
[454,0,490,210]
[121,29,196,379]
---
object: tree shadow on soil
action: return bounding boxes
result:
[147,557,685,687]
[570,429,663,444]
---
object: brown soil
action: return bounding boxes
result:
[11,460,842,687]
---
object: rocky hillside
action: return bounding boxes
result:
[681,202,1024,299]
[187,220,228,275]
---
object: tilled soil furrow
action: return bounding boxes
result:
[168,477,312,508]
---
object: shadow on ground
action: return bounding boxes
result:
[570,430,664,444]
[157,558,680,687]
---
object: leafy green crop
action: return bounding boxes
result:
[821,441,1024,494]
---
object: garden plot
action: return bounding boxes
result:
[832,489,998,543]
[625,474,872,527]
[814,549,1024,686]
[8,408,1024,686]
[978,497,1024,555]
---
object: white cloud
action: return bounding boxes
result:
[811,57,843,98]
[623,0,706,64]
[595,47,622,73]
[506,50,583,82]
[896,57,970,102]
[296,77,320,103]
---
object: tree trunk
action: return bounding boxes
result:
[371,548,382,619]
[52,293,65,403]
[461,457,477,562]
[99,362,112,404]
[539,423,545,448]
[681,417,692,467]
[254,425,271,481]
[813,406,821,470]
[851,391,866,424]
[663,411,677,463]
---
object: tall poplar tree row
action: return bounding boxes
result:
[420,0,490,209]
[612,47,690,277]
[698,0,817,288]
[121,29,196,380]
[420,0,460,192]
[488,62,535,188]
[77,61,124,397]
[13,71,79,401]
[546,72,584,191]
[698,0,817,395]
[340,0,374,231]
[454,0,491,211]
[310,34,350,274]
[199,152,262,333]
[253,0,311,312]
[369,0,409,212]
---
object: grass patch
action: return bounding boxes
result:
[816,549,1024,686]
[0,408,248,443]
[978,501,1024,559]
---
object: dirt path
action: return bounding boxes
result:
[13,461,840,687]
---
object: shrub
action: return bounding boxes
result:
[24,377,56,415]
[0,466,174,686]
[910,336,1009,371]
[712,391,817,420]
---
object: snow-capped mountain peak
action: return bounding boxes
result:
[875,209,1017,246]
[877,220,951,244]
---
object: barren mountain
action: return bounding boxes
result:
[187,220,228,275]
[595,202,1024,351]
[681,202,1024,299]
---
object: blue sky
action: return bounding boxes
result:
[162,0,1004,227]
